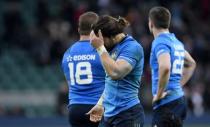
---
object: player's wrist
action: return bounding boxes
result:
[96,103,103,107]
[96,45,107,56]
[96,96,103,106]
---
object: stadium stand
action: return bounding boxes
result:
[0,0,209,126]
[0,47,64,116]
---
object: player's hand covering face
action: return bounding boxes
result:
[90,30,104,49]
[86,105,104,122]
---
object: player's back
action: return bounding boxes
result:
[150,33,185,108]
[62,40,105,105]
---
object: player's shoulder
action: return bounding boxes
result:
[66,40,93,53]
[71,40,90,49]
[153,35,168,45]
[62,41,79,58]
[152,33,175,48]
[122,35,143,51]
[62,46,71,63]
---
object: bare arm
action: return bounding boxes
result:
[181,51,196,86]
[90,30,133,80]
[155,53,171,101]
[100,53,132,80]
[87,50,133,122]
[87,30,133,122]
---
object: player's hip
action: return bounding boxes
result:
[101,103,145,127]
[68,104,99,127]
[152,96,187,124]
[152,82,183,93]
[152,89,184,109]
[103,98,140,117]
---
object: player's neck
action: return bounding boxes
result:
[113,33,126,44]
[153,28,169,38]
[79,35,90,41]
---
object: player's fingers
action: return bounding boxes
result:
[86,108,94,115]
[152,95,156,101]
[86,111,91,115]
[92,119,99,122]
[93,115,101,122]
[90,115,98,122]
[98,29,103,40]
[160,92,168,99]
[90,115,94,121]
[93,30,98,38]
[90,30,94,39]
[90,31,98,41]
[96,115,102,121]
[90,116,96,122]
[162,92,168,98]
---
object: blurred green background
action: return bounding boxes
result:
[0,0,210,126]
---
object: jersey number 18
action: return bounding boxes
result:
[68,62,93,85]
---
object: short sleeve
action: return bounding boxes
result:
[154,43,170,58]
[61,56,65,71]
[61,50,70,74]
[118,44,143,68]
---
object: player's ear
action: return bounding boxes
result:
[150,22,154,31]
[78,28,80,34]
[148,18,154,28]
[150,20,155,29]
[98,29,103,39]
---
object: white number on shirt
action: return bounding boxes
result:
[68,62,93,85]
[172,51,185,74]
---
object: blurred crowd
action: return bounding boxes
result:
[0,0,210,117]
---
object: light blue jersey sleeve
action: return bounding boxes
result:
[118,44,141,68]
[154,43,170,58]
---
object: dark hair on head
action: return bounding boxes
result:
[78,12,98,35]
[92,15,129,37]
[149,6,171,29]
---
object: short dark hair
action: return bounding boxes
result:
[78,12,98,35]
[149,6,171,29]
[92,15,129,38]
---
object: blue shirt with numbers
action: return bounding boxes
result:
[150,33,185,109]
[62,40,105,105]
[103,35,144,118]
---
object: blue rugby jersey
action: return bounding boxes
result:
[103,35,144,117]
[150,33,185,109]
[62,40,105,105]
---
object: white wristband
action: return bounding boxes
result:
[96,45,107,56]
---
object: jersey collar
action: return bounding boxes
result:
[157,31,170,37]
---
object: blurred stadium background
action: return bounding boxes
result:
[0,0,209,126]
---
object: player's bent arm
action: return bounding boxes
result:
[181,51,196,86]
[156,53,171,99]
[99,50,133,80]
[90,31,132,80]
